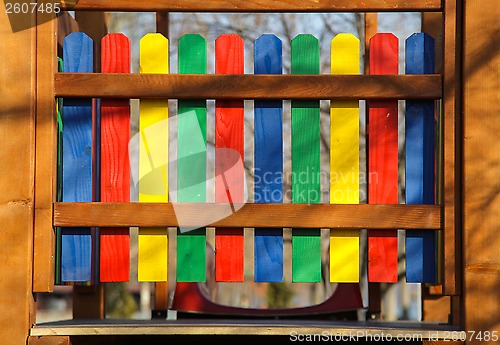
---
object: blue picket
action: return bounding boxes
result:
[254,34,284,282]
[60,32,94,283]
[405,33,437,283]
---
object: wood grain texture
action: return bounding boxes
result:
[291,34,321,283]
[0,8,37,343]
[100,33,131,282]
[29,319,462,337]
[33,9,57,293]
[60,0,442,12]
[55,58,64,285]
[55,203,441,229]
[55,73,442,100]
[367,33,399,283]
[405,33,437,284]
[61,32,93,283]
[254,34,284,282]
[214,34,245,282]
[138,33,169,282]
[329,33,360,283]
[442,0,461,297]
[176,34,208,282]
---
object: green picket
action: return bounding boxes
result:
[176,34,208,282]
[290,34,322,282]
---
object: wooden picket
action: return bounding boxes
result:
[137,33,169,282]
[254,34,284,282]
[290,34,322,283]
[176,34,208,282]
[214,34,246,282]
[405,33,437,283]
[99,34,131,282]
[60,32,94,283]
[367,33,399,283]
[329,34,361,283]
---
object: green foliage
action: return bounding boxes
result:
[266,282,294,309]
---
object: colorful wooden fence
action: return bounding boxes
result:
[58,31,438,286]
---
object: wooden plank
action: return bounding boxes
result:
[0,7,37,343]
[73,285,105,319]
[463,0,500,335]
[54,203,441,229]
[29,319,462,337]
[291,34,321,283]
[55,73,442,100]
[253,34,284,283]
[100,34,131,282]
[55,58,64,285]
[137,33,169,282]
[442,0,461,297]
[367,33,399,283]
[214,34,245,282]
[60,0,442,12]
[329,33,360,283]
[176,33,208,282]
[364,13,378,75]
[60,32,94,283]
[33,8,58,293]
[405,33,437,284]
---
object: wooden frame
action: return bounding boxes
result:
[0,0,495,343]
[37,0,459,317]
[60,0,442,12]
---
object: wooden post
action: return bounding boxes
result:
[462,0,500,337]
[71,11,108,319]
[442,0,462,298]
[0,7,37,345]
[33,5,58,293]
[154,11,170,316]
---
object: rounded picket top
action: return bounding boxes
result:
[369,33,399,75]
[330,33,360,75]
[405,33,435,74]
[101,33,131,73]
[291,34,320,74]
[215,34,244,74]
[63,32,94,73]
[178,34,207,74]
[254,34,282,75]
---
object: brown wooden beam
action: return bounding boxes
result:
[73,285,105,319]
[462,0,500,336]
[442,0,462,297]
[55,73,442,100]
[54,203,441,229]
[0,7,37,345]
[28,336,70,345]
[60,0,442,12]
[33,9,58,293]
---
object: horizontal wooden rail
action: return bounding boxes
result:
[54,203,442,229]
[55,73,442,100]
[60,0,442,12]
